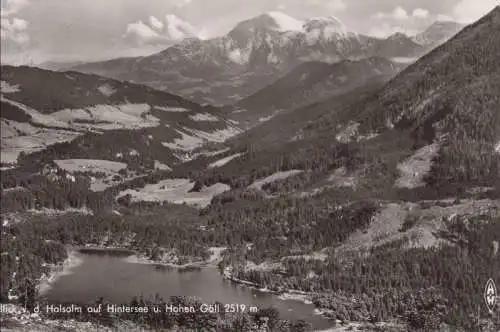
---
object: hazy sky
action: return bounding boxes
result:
[1,0,498,64]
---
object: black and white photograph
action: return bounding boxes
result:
[0,0,499,331]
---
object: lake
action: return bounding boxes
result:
[42,250,333,330]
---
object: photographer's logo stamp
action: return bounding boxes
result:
[484,278,497,314]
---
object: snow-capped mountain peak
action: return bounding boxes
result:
[302,16,355,44]
[303,16,350,36]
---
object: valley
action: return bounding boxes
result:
[1,4,500,332]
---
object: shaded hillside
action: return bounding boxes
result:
[235,57,404,126]
[1,65,206,113]
[230,81,385,149]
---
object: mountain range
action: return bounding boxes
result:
[68,12,460,106]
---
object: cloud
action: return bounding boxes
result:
[1,17,31,64]
[393,6,409,20]
[1,0,31,52]
[436,14,453,22]
[123,14,200,47]
[125,21,159,39]
[372,6,409,21]
[1,15,30,49]
[373,6,433,22]
[452,0,498,23]
[369,6,437,38]
[123,20,167,46]
[165,14,198,39]
[326,0,346,12]
[0,0,29,17]
[173,0,192,9]
[149,16,164,30]
[412,8,429,19]
[306,0,346,13]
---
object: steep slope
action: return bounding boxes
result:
[362,10,497,187]
[0,66,240,170]
[235,57,404,126]
[348,6,500,188]
[71,12,426,106]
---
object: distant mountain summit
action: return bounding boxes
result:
[220,12,359,68]
[412,20,464,47]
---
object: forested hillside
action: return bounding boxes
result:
[1,66,238,171]
[234,57,404,126]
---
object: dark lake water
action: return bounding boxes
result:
[43,251,333,330]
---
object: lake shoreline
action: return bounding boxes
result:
[123,246,227,269]
[222,268,316,305]
[57,245,320,306]
[37,250,83,296]
[39,245,320,307]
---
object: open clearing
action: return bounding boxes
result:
[394,142,440,188]
[208,153,244,168]
[117,178,230,208]
[52,103,159,131]
[1,96,160,132]
[54,159,127,174]
[336,199,500,256]
[97,84,116,97]
[162,129,205,151]
[1,80,20,93]
[53,159,139,192]
[162,126,242,152]
[188,113,219,122]
[154,106,190,112]
[1,119,81,164]
[248,170,304,190]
